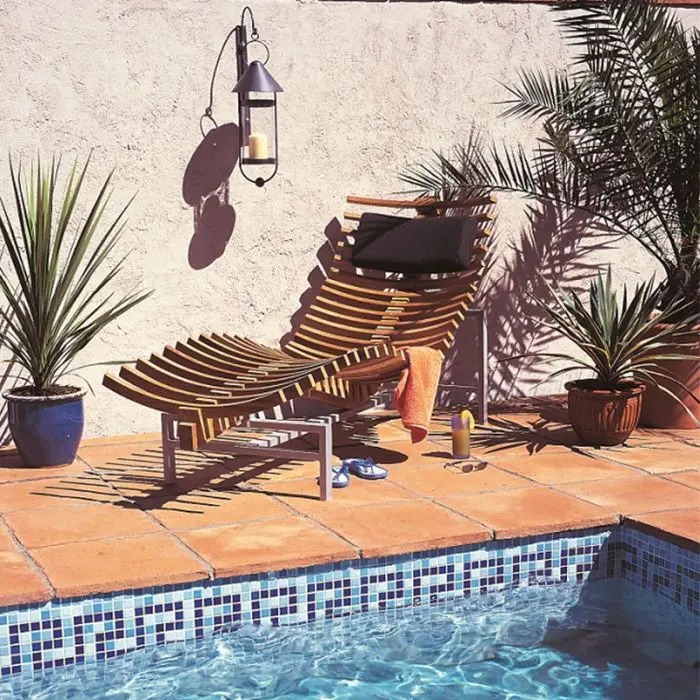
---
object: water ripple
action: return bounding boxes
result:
[2,581,696,699]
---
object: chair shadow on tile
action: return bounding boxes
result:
[95,448,310,510]
[24,418,415,512]
[16,473,122,506]
[21,447,299,513]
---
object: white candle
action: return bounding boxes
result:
[249,133,269,159]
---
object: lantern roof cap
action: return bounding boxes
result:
[233,60,283,93]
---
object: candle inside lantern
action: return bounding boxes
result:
[249,133,268,160]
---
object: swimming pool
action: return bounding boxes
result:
[1,525,697,698]
[2,578,697,699]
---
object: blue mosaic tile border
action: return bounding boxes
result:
[613,525,699,615]
[0,524,696,678]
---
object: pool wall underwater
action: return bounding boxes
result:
[1,524,697,678]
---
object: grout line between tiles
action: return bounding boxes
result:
[270,499,367,555]
[657,471,700,490]
[0,513,56,600]
[421,497,496,537]
[109,493,216,580]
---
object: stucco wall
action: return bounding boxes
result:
[0,0,697,438]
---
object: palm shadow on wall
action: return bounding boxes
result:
[440,200,619,403]
[182,123,239,270]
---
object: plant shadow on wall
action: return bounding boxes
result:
[401,0,699,411]
[401,128,620,402]
[443,200,619,402]
[182,122,239,270]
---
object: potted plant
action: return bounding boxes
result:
[527,271,698,446]
[402,0,699,427]
[0,156,151,467]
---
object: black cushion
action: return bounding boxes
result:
[350,213,477,274]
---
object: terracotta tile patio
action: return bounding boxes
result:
[0,399,698,607]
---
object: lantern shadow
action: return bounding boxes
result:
[182,123,239,270]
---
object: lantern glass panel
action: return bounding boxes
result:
[242,95,276,163]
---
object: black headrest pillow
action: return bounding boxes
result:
[350,212,478,274]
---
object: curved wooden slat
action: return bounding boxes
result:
[346,194,496,209]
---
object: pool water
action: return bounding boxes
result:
[2,580,697,699]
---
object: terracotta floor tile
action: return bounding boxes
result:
[477,412,569,440]
[626,509,699,549]
[662,470,700,490]
[370,421,412,443]
[485,413,546,430]
[80,433,161,447]
[439,487,617,539]
[0,519,17,550]
[95,458,233,501]
[0,447,87,483]
[556,475,699,516]
[178,517,357,576]
[79,443,168,469]
[616,432,676,448]
[236,458,324,485]
[30,533,209,597]
[336,440,454,469]
[263,478,415,516]
[588,441,700,473]
[5,502,162,548]
[146,488,291,530]
[95,451,319,500]
[1,407,691,604]
[389,462,532,498]
[469,436,574,461]
[0,476,120,512]
[648,428,700,446]
[485,449,640,485]
[310,501,491,557]
[0,550,52,606]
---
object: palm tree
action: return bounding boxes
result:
[402,0,699,320]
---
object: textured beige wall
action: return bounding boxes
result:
[0,0,697,437]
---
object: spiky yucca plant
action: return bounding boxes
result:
[530,270,698,412]
[0,156,151,394]
[402,0,699,318]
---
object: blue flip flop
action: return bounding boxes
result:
[343,457,388,480]
[316,463,350,489]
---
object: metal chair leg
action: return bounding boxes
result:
[161,413,178,484]
[479,309,489,425]
[317,420,333,501]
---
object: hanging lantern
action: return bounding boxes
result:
[200,6,283,188]
[233,59,283,188]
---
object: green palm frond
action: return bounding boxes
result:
[401,0,699,317]
[0,155,152,391]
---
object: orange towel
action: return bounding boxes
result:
[393,347,443,443]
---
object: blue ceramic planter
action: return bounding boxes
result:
[4,389,86,467]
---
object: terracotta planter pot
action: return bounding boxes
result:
[566,380,645,447]
[638,323,700,430]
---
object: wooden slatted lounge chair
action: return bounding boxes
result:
[104,194,495,499]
